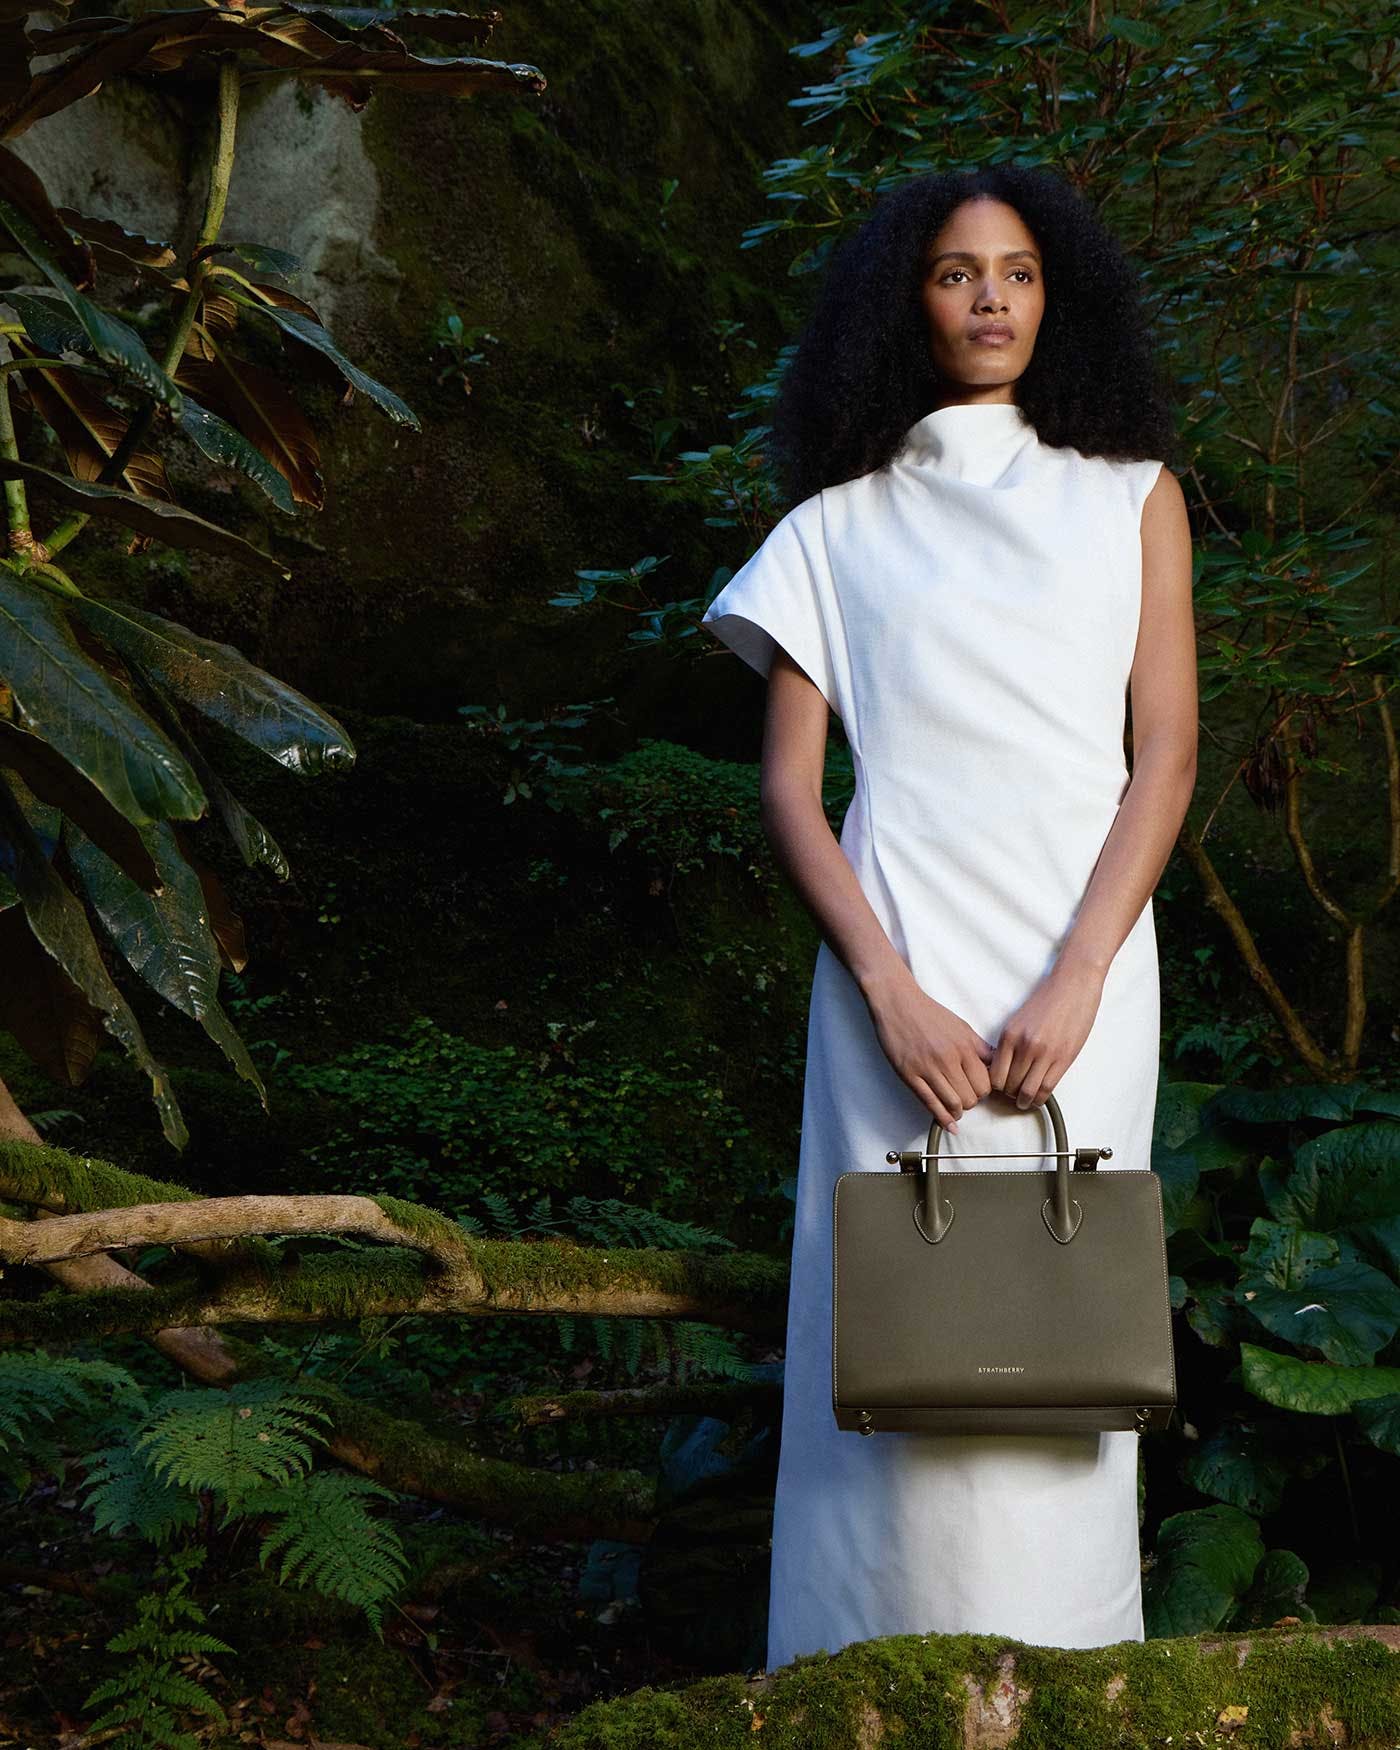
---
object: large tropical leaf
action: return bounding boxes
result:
[0,769,187,1149]
[1260,1121,1400,1231]
[71,597,355,777]
[1,287,87,355]
[3,8,544,137]
[175,386,299,514]
[8,334,175,499]
[224,288,420,430]
[0,193,180,410]
[65,816,269,1111]
[1239,1341,1400,1415]
[0,568,207,826]
[5,287,299,512]
[260,5,505,47]
[0,717,160,889]
[0,457,289,575]
[173,350,322,511]
[0,901,107,1085]
[53,206,175,270]
[0,143,91,282]
[1141,1504,1265,1638]
[170,822,250,971]
[143,694,291,880]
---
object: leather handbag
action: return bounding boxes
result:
[832,1091,1176,1437]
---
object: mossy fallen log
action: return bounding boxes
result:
[536,1622,1400,1748]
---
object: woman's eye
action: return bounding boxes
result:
[939,268,1034,284]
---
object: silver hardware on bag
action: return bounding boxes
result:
[883,1099,1113,1246]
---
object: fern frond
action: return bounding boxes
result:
[238,1471,409,1638]
[134,1378,332,1507]
[84,1702,204,1750]
[82,1441,201,1545]
[478,1189,517,1233]
[0,1352,144,1453]
[561,1194,737,1252]
[82,1546,231,1750]
[670,1320,765,1381]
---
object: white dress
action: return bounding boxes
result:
[700,400,1166,1670]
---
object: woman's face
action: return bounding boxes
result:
[919,197,1046,401]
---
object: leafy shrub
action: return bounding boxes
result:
[1145,1078,1400,1632]
[278,1014,759,1219]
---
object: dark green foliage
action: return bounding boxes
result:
[1143,1079,1400,1634]
[82,1546,234,1750]
[235,1471,410,1636]
[0,1362,420,1638]
[469,1186,767,1388]
[278,1012,759,1220]
[0,1350,142,1493]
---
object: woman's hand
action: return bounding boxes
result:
[865,974,994,1133]
[989,959,1106,1109]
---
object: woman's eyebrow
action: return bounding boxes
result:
[926,248,1042,267]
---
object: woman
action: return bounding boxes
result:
[700,165,1197,1671]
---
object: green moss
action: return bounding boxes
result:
[0,1135,203,1214]
[537,1623,1400,1748]
[368,1191,472,1257]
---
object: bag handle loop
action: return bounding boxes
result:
[884,1093,1112,1246]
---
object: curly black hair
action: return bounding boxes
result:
[767,165,1179,509]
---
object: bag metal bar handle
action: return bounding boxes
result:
[884,1093,1100,1247]
[887,1148,1113,1163]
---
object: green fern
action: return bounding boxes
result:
[463,1189,736,1252]
[1,1359,411,1637]
[83,1545,234,1750]
[237,1470,409,1637]
[668,1319,765,1381]
[82,1439,201,1546]
[133,1377,334,1512]
[0,1351,144,1494]
[0,1352,142,1451]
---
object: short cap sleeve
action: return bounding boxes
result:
[700,497,841,716]
[1128,459,1166,518]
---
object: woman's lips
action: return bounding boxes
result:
[969,331,1014,345]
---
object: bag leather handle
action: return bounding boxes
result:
[885,1093,1110,1247]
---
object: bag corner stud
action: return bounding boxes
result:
[857,1409,874,1436]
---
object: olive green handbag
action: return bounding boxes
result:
[832,1091,1176,1438]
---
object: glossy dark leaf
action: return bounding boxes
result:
[9,334,175,500]
[72,597,355,778]
[144,696,290,880]
[0,902,107,1086]
[174,385,298,515]
[65,815,269,1112]
[0,718,160,891]
[0,144,91,283]
[5,8,543,136]
[1141,1504,1264,1638]
[225,289,420,431]
[0,569,206,825]
[1240,1341,1400,1415]
[0,195,180,409]
[211,239,304,277]
[0,456,289,577]
[173,350,322,511]
[53,206,175,269]
[171,823,249,971]
[256,4,503,47]
[0,768,187,1150]
[2,286,88,356]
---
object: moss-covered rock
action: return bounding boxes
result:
[534,1623,1400,1749]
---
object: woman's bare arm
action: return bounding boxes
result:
[1054,466,1198,980]
[758,653,993,1131]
